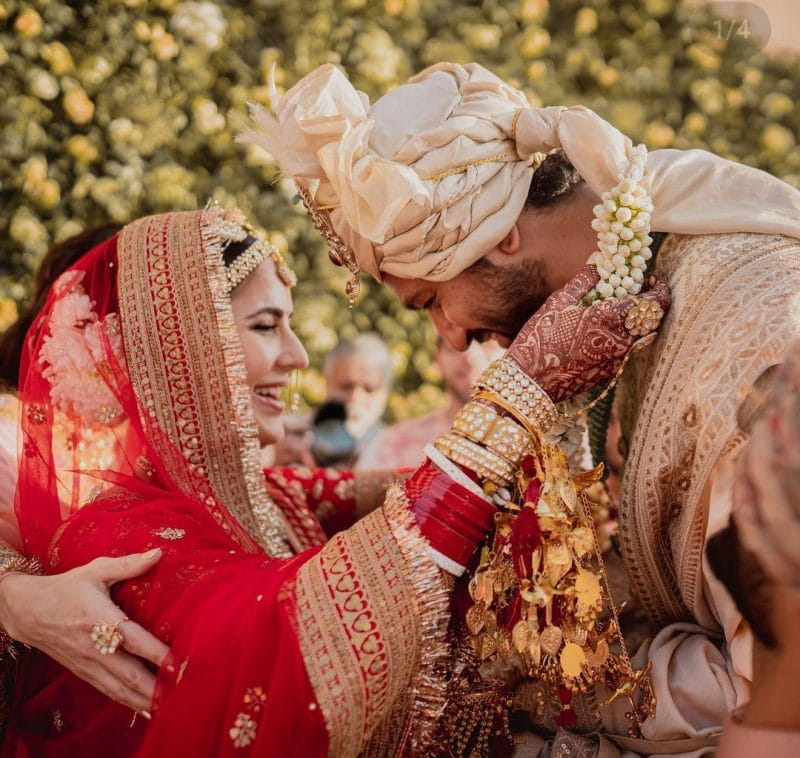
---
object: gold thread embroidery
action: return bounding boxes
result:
[118,211,290,557]
[228,686,268,749]
[153,527,186,540]
[229,713,257,748]
[618,232,800,624]
[294,487,449,757]
[429,150,516,182]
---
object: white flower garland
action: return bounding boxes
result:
[586,144,654,302]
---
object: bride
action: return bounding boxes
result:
[3,206,666,756]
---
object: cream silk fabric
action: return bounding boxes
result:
[239,62,800,282]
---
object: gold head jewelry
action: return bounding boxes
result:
[224,238,297,291]
[205,201,298,291]
[293,179,361,307]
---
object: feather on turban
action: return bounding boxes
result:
[238,61,800,288]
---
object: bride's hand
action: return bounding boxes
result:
[506,265,671,404]
[0,549,168,712]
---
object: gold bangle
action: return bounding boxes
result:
[473,358,558,432]
[0,548,42,659]
[0,548,41,583]
[434,432,516,487]
[452,401,532,466]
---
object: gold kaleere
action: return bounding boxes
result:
[463,430,656,736]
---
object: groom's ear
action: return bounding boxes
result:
[496,223,521,256]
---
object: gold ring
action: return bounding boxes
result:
[90,617,128,655]
[624,297,665,338]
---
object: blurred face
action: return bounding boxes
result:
[231,259,309,446]
[325,356,389,439]
[437,339,505,404]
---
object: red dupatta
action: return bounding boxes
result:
[7,209,330,755]
[8,209,458,758]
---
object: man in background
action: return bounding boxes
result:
[358,337,502,470]
[273,333,393,468]
[324,333,392,461]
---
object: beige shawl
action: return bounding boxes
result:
[617,231,800,627]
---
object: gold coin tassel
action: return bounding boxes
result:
[466,435,656,736]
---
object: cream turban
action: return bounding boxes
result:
[238,61,800,285]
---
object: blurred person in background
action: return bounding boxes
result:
[323,333,392,463]
[707,337,800,758]
[358,336,503,470]
[272,333,392,468]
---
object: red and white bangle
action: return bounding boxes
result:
[406,461,496,576]
[424,445,492,503]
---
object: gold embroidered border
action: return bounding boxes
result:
[294,485,450,757]
[118,211,290,557]
[618,233,800,624]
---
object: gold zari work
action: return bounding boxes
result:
[118,210,291,557]
[617,232,800,625]
[294,487,450,758]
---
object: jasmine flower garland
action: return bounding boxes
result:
[586,144,653,302]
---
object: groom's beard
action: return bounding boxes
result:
[462,257,550,345]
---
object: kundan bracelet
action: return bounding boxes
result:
[452,401,532,467]
[434,432,516,487]
[473,358,558,433]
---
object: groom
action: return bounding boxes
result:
[244,61,800,753]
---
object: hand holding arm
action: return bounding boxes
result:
[0,550,169,712]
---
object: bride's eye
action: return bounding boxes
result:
[252,322,278,334]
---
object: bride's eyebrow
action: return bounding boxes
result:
[246,306,284,320]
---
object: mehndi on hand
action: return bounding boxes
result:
[505,264,671,404]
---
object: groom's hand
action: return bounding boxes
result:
[506,265,671,403]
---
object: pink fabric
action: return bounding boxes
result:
[357,406,454,471]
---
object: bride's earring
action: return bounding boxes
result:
[288,372,301,414]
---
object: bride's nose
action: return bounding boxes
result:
[279,327,309,371]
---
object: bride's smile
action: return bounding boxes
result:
[229,257,308,447]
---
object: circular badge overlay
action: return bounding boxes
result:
[686,2,771,57]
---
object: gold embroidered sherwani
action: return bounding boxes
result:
[514,232,800,757]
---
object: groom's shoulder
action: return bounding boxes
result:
[665,230,800,261]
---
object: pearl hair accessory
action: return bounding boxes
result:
[586,144,654,302]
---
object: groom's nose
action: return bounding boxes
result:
[430,308,469,352]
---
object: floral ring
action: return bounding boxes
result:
[90,618,128,655]
[624,297,665,339]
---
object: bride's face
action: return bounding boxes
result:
[230,259,308,446]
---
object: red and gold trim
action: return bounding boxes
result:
[118,210,292,557]
[294,485,450,757]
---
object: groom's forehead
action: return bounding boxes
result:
[383,274,434,309]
